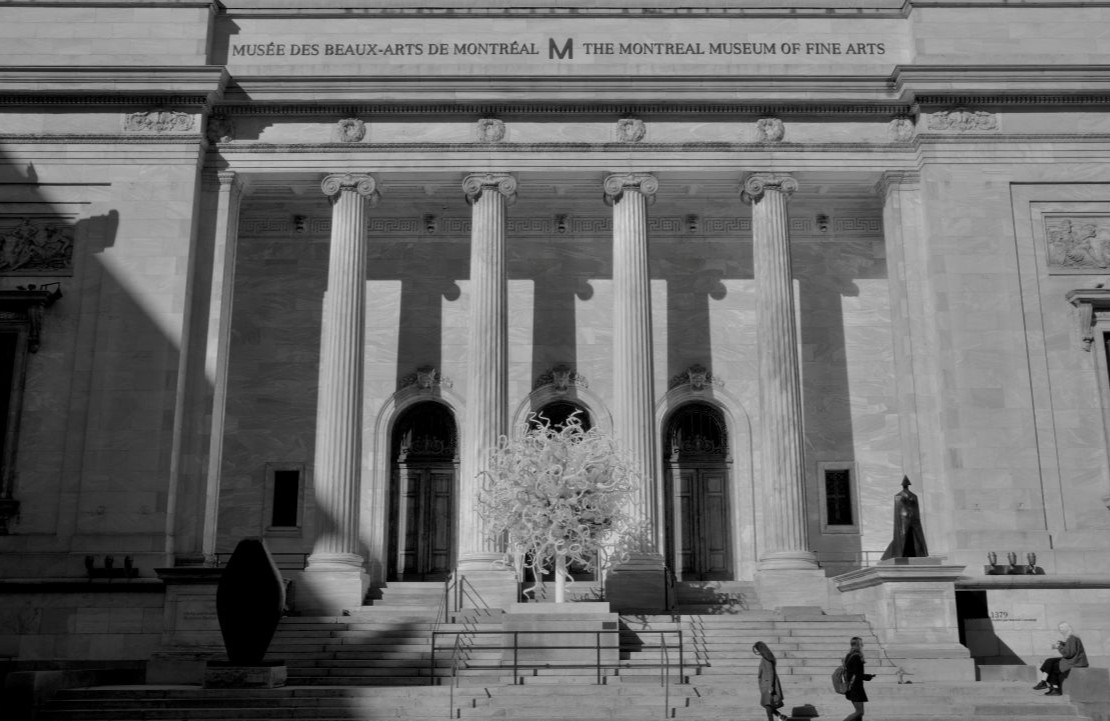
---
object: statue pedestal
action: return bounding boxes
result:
[604,553,668,612]
[203,661,287,688]
[833,559,974,682]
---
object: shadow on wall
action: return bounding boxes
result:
[956,589,1026,665]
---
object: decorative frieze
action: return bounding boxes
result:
[237,213,884,238]
[1046,217,1110,272]
[0,218,74,274]
[889,117,915,141]
[122,110,195,133]
[925,109,998,132]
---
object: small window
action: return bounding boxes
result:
[263,463,305,534]
[818,462,859,534]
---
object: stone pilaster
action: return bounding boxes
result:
[301,173,378,613]
[741,174,820,593]
[456,173,519,608]
[200,170,243,566]
[603,173,667,611]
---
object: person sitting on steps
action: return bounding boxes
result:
[1034,622,1088,696]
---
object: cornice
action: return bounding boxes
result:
[0,67,229,106]
[214,141,919,154]
[0,135,204,144]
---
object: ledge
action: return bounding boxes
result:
[0,578,164,593]
[0,67,229,105]
[956,574,1110,590]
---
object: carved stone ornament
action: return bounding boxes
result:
[400,365,454,391]
[616,118,646,143]
[889,117,915,142]
[0,219,74,274]
[476,118,506,143]
[602,173,659,206]
[1047,217,1110,271]
[755,117,785,143]
[122,110,195,133]
[926,109,999,132]
[320,173,380,205]
[533,364,589,392]
[740,174,798,204]
[335,118,366,142]
[462,173,517,205]
[206,115,235,144]
[668,363,724,391]
[1066,287,1110,351]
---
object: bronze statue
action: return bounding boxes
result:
[881,476,929,560]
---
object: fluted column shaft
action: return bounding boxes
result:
[742,174,818,570]
[457,173,517,570]
[308,173,379,569]
[605,174,660,552]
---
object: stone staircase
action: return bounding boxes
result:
[36,581,1093,721]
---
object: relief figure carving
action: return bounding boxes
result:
[1047,218,1110,270]
[0,219,74,273]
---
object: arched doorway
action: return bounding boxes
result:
[664,403,733,581]
[530,399,592,431]
[388,401,457,581]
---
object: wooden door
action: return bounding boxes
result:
[671,464,732,581]
[396,464,455,580]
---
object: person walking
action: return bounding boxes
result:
[753,641,788,721]
[841,636,874,721]
[1034,622,1089,695]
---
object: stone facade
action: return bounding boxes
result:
[0,0,1109,671]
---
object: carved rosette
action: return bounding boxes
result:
[321,173,380,205]
[335,118,366,142]
[616,118,646,143]
[740,174,798,205]
[205,114,235,144]
[926,109,999,132]
[755,117,785,143]
[889,117,915,142]
[476,118,506,143]
[462,173,517,205]
[122,111,195,133]
[603,173,659,206]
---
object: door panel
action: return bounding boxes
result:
[669,464,732,581]
[394,464,455,581]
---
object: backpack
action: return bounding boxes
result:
[831,663,849,694]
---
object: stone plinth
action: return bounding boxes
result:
[834,560,974,681]
[604,552,668,612]
[503,602,618,671]
[149,567,224,684]
[203,661,287,688]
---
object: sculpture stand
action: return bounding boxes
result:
[203,660,287,689]
[834,560,974,681]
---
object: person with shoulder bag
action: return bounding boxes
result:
[753,641,788,721]
[841,636,875,721]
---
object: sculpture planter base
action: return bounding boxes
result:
[203,660,287,689]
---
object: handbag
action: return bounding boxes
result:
[770,692,785,709]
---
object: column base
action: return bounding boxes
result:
[755,567,830,611]
[604,552,669,613]
[758,550,820,571]
[295,565,369,615]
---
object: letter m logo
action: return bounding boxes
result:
[549,38,573,60]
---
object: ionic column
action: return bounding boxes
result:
[303,173,379,612]
[604,173,667,610]
[457,173,516,575]
[741,173,818,572]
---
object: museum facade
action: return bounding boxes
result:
[0,0,1108,671]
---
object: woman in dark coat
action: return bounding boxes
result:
[1035,622,1088,695]
[842,636,874,721]
[752,641,788,721]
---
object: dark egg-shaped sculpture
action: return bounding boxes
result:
[216,538,285,666]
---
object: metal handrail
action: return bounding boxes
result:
[661,631,670,719]
[429,628,685,687]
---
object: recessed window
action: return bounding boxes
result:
[264,463,305,534]
[818,462,859,534]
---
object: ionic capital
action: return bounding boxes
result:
[321,173,380,205]
[740,174,798,205]
[462,173,517,205]
[603,173,659,206]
